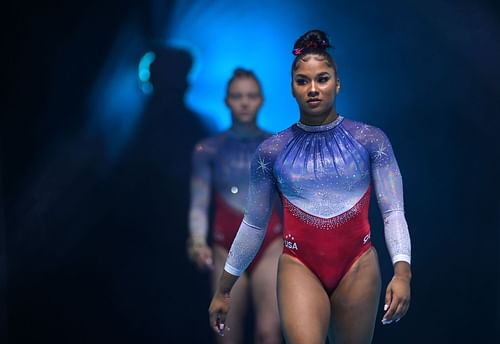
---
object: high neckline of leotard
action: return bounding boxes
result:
[227,127,266,139]
[296,115,344,132]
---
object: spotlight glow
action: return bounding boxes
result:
[138,51,156,94]
[164,1,318,133]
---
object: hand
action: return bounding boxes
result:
[208,291,231,336]
[186,237,214,271]
[382,275,411,325]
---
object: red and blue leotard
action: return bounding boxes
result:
[189,129,282,275]
[224,116,411,294]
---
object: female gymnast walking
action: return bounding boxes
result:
[209,30,412,344]
[188,68,283,343]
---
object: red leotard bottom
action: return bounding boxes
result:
[212,193,282,275]
[281,186,372,295]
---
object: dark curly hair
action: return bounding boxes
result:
[291,29,337,75]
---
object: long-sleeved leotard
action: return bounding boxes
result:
[189,129,282,274]
[225,116,411,294]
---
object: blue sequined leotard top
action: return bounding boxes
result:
[224,115,411,276]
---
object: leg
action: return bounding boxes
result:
[329,247,381,344]
[277,254,330,344]
[213,245,250,344]
[249,238,283,344]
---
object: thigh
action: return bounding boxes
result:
[250,239,282,344]
[277,254,330,344]
[213,245,249,344]
[330,247,381,344]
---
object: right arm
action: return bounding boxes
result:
[187,141,214,270]
[209,143,278,335]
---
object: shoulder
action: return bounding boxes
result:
[342,117,384,135]
[341,117,389,145]
[256,126,294,156]
[193,132,227,155]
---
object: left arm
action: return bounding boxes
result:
[209,142,278,335]
[369,128,412,324]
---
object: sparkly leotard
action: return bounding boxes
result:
[224,116,411,294]
[189,129,282,274]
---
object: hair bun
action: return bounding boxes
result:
[292,29,332,56]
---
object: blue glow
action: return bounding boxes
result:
[164,0,364,134]
[138,51,156,96]
[140,82,154,95]
[138,69,151,82]
[86,24,148,160]
[138,51,156,83]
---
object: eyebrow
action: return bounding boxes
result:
[294,72,332,79]
[228,91,260,96]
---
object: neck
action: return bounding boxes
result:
[299,108,338,126]
[230,119,260,137]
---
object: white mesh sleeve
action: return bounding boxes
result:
[383,210,411,264]
[365,126,412,265]
[224,220,266,276]
[223,140,278,276]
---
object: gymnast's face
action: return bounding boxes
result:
[226,77,263,124]
[292,54,340,119]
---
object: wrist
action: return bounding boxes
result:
[186,235,208,261]
[393,275,411,284]
[217,270,239,296]
[188,234,207,247]
[217,288,231,297]
[393,261,412,281]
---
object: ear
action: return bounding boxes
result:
[336,79,341,94]
[291,83,296,98]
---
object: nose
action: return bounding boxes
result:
[241,97,249,107]
[308,81,319,97]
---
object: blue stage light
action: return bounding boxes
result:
[86,25,148,160]
[138,51,156,94]
[164,1,319,134]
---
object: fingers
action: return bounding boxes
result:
[382,285,410,325]
[393,301,408,322]
[191,246,213,271]
[203,252,214,270]
[209,310,227,336]
[216,313,230,336]
[198,252,213,271]
[382,285,393,324]
[382,299,399,325]
[208,294,231,336]
[384,298,409,324]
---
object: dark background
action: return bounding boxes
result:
[2,0,499,343]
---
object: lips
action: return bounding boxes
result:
[307,98,321,107]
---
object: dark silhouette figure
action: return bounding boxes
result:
[103,45,211,342]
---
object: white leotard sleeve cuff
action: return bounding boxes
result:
[224,219,266,276]
[383,210,412,265]
[391,254,411,264]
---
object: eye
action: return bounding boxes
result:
[229,93,242,100]
[317,75,330,84]
[247,93,260,100]
[295,78,308,86]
